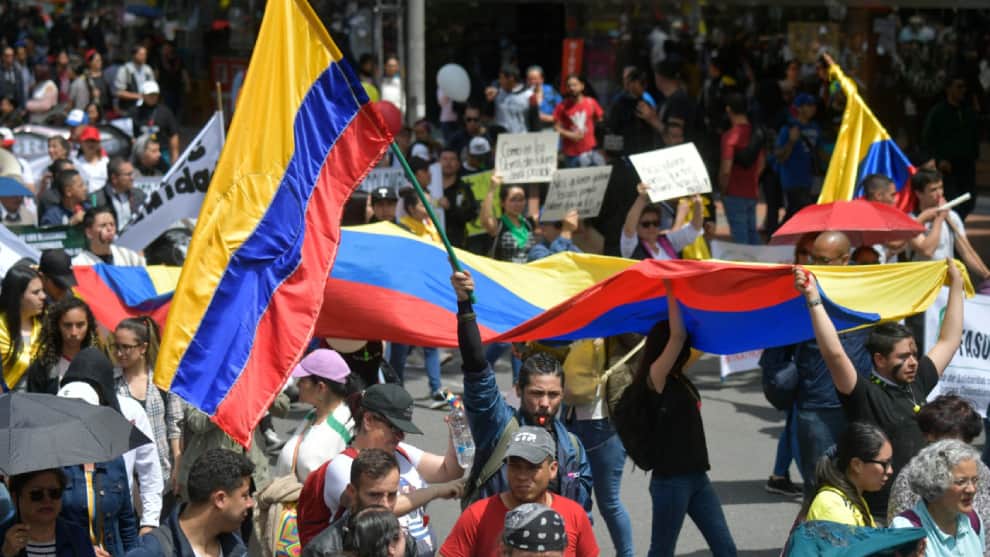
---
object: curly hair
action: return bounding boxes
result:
[906,439,980,503]
[30,297,101,375]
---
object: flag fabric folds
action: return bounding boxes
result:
[74,265,175,328]
[153,0,392,444]
[817,62,916,211]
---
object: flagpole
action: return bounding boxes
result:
[215,81,226,141]
[389,142,476,301]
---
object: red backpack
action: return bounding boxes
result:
[297,447,359,547]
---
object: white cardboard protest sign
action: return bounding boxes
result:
[117,112,224,251]
[711,241,795,379]
[494,132,559,184]
[360,166,406,193]
[925,288,990,417]
[629,143,711,203]
[541,166,612,222]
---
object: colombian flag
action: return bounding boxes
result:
[153,0,392,444]
[817,61,916,211]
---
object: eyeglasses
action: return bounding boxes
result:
[464,117,479,122]
[112,342,142,353]
[27,488,63,502]
[639,221,660,228]
[952,477,980,488]
[865,458,893,470]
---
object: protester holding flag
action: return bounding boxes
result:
[0,264,46,391]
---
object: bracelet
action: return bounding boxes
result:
[807,298,823,309]
[458,312,476,322]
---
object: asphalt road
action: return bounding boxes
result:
[272,351,805,556]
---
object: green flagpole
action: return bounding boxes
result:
[389,142,476,302]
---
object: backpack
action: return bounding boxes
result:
[611,371,663,470]
[460,418,582,510]
[137,524,176,556]
[760,347,799,412]
[526,336,643,413]
[897,507,981,535]
[733,125,768,169]
[297,447,359,548]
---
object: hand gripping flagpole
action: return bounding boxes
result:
[389,142,476,302]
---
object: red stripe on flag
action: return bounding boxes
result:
[211,105,390,444]
[73,267,170,330]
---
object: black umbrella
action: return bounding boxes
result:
[0,392,151,476]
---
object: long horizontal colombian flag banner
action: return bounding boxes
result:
[74,225,969,358]
[152,0,392,444]
[817,59,916,211]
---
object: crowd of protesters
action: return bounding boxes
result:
[0,3,989,557]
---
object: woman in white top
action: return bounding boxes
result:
[275,349,359,482]
[620,182,703,260]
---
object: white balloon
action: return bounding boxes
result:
[436,64,471,102]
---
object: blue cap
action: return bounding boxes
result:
[794,93,817,107]
[0,177,33,197]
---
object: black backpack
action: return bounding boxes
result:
[611,373,662,471]
[733,125,768,169]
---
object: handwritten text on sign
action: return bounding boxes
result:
[629,143,711,203]
[495,132,559,184]
[541,166,612,221]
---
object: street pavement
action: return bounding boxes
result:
[274,352,804,556]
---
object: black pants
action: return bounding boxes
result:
[762,168,783,236]
[945,157,977,221]
[782,187,814,226]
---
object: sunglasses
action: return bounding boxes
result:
[639,220,660,228]
[27,488,63,502]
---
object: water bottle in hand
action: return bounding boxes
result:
[447,394,475,469]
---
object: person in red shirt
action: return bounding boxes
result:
[553,75,604,168]
[719,92,765,245]
[439,426,599,557]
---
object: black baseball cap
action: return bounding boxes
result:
[39,249,77,289]
[370,186,399,202]
[361,384,422,434]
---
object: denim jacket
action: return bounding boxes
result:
[61,458,138,557]
[462,364,593,518]
[0,518,97,557]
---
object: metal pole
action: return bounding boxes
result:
[406,0,425,123]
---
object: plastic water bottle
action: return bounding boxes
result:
[447,394,475,469]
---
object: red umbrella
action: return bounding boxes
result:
[770,199,924,246]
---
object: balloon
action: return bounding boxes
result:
[436,64,471,102]
[374,101,403,136]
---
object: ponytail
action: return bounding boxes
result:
[115,316,162,371]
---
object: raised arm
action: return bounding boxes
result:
[648,281,688,393]
[795,267,859,395]
[908,210,946,259]
[622,183,650,239]
[944,217,990,282]
[480,174,502,236]
[928,260,964,374]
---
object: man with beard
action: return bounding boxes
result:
[125,449,254,557]
[71,206,145,266]
[440,427,599,557]
[450,272,593,519]
[796,259,964,523]
[437,147,478,249]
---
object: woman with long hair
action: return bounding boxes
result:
[803,421,893,526]
[112,316,182,490]
[26,297,101,394]
[275,349,359,482]
[637,283,737,557]
[480,175,535,264]
[343,506,407,557]
[0,264,47,391]
[0,469,97,557]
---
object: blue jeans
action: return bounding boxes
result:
[772,407,802,480]
[484,343,522,384]
[722,195,759,245]
[567,418,634,556]
[796,407,847,497]
[389,344,442,393]
[648,472,737,557]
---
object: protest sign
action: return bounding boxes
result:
[133,177,162,197]
[494,132,559,184]
[359,166,406,193]
[710,240,794,264]
[9,224,85,256]
[711,240,793,378]
[925,289,990,417]
[117,112,224,251]
[629,143,711,203]
[541,166,612,222]
[463,171,496,238]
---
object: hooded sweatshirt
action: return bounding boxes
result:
[61,347,122,414]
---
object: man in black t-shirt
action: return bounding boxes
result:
[130,80,180,164]
[795,260,964,523]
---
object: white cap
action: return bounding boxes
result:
[57,381,100,406]
[141,80,160,95]
[468,136,491,156]
[410,143,430,160]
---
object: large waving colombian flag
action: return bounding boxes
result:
[153,0,391,444]
[817,61,916,211]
